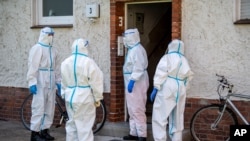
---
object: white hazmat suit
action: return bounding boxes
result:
[151,39,193,141]
[27,27,61,132]
[61,38,103,141]
[123,28,149,139]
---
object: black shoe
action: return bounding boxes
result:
[138,137,146,141]
[31,131,46,141]
[123,134,139,140]
[41,129,55,140]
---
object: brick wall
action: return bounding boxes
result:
[172,0,182,39]
[1,86,250,139]
[0,86,110,126]
[185,98,250,128]
[109,1,126,122]
[185,98,250,140]
[0,87,27,121]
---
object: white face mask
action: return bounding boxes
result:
[38,34,54,46]
[123,37,129,48]
[48,35,53,46]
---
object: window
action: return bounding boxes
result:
[31,0,73,27]
[234,0,250,24]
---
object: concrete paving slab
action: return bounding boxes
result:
[0,119,121,141]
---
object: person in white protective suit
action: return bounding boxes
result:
[122,28,149,141]
[27,27,61,141]
[61,38,103,141]
[150,39,193,141]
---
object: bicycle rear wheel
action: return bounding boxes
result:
[20,93,64,130]
[190,104,238,141]
[20,94,32,130]
[93,100,106,134]
[20,94,106,134]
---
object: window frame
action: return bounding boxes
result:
[234,0,250,24]
[31,0,73,28]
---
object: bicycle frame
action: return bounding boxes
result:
[54,92,106,133]
[215,74,250,126]
[55,92,69,125]
[214,93,250,129]
[225,93,250,125]
[190,74,250,141]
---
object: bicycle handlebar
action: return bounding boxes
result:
[216,74,233,87]
[216,74,234,94]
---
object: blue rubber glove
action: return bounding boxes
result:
[56,83,61,95]
[127,80,135,93]
[29,85,37,95]
[150,88,158,102]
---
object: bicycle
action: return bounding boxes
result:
[190,74,250,141]
[20,92,106,134]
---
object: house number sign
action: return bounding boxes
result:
[118,16,123,27]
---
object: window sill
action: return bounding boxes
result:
[234,19,250,24]
[30,24,73,29]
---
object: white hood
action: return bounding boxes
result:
[123,28,140,48]
[167,39,184,55]
[71,38,89,55]
[38,27,54,46]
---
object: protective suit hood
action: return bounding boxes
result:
[38,27,54,46]
[123,28,140,48]
[71,38,89,55]
[167,39,184,55]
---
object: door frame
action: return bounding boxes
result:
[123,1,173,121]
[109,0,181,122]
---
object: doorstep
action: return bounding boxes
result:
[95,121,191,141]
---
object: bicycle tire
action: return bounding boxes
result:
[20,94,106,134]
[190,104,238,141]
[20,94,32,130]
[93,100,107,134]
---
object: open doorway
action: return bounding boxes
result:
[125,2,172,123]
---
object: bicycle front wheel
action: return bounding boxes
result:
[190,104,238,141]
[20,94,32,130]
[93,100,107,134]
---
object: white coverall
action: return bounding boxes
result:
[27,27,61,132]
[123,28,149,138]
[152,39,193,141]
[61,38,103,141]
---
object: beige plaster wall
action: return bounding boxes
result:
[0,0,110,92]
[182,0,250,99]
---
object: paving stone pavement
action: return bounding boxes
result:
[0,119,122,141]
[0,119,191,141]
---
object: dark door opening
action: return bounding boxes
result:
[126,2,172,123]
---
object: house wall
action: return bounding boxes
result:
[0,0,111,92]
[182,1,250,139]
[0,0,111,122]
[182,0,250,99]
